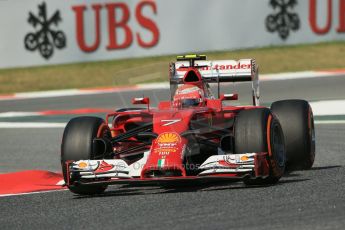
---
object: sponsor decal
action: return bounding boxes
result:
[201,154,256,170]
[218,160,239,168]
[72,1,159,53]
[265,0,300,39]
[155,148,178,156]
[222,154,254,164]
[154,132,181,155]
[157,132,181,144]
[95,160,114,173]
[159,151,172,156]
[78,161,88,169]
[200,63,251,71]
[219,155,239,168]
[24,2,66,59]
[309,0,345,34]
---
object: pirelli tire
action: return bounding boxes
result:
[61,116,111,195]
[234,108,286,185]
[271,99,315,170]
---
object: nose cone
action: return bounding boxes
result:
[141,132,187,178]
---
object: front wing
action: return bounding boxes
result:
[65,152,270,187]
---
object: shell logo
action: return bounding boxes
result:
[157,132,181,144]
[78,161,88,168]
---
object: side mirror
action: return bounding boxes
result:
[132,97,150,110]
[132,97,150,105]
[220,93,238,101]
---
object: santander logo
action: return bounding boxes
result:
[201,63,251,71]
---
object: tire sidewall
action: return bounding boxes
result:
[267,114,285,178]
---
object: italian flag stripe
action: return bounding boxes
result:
[158,159,165,167]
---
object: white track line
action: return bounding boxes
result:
[0,112,41,118]
[15,89,82,98]
[260,71,344,81]
[0,87,138,101]
[0,189,68,198]
[0,122,66,128]
[315,120,345,124]
[137,82,169,89]
[310,100,345,116]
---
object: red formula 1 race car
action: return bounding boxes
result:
[61,55,315,195]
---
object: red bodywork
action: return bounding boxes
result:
[66,58,271,187]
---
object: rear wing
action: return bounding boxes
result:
[171,59,258,83]
[169,57,260,105]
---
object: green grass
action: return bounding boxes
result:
[0,41,345,94]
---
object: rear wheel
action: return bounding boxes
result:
[271,100,315,170]
[61,116,111,195]
[234,108,285,185]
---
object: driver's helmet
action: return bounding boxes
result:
[173,84,204,108]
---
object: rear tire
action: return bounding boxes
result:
[61,116,111,195]
[234,108,286,185]
[271,100,315,170]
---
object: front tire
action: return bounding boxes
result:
[271,100,315,170]
[234,108,286,185]
[61,116,111,195]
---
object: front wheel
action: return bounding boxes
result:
[234,108,286,185]
[61,116,111,195]
[271,100,315,170]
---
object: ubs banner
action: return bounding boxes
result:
[0,0,344,69]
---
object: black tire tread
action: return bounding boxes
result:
[61,116,108,195]
[234,108,285,185]
[271,99,315,170]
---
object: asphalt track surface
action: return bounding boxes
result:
[1,75,345,229]
[1,75,345,112]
